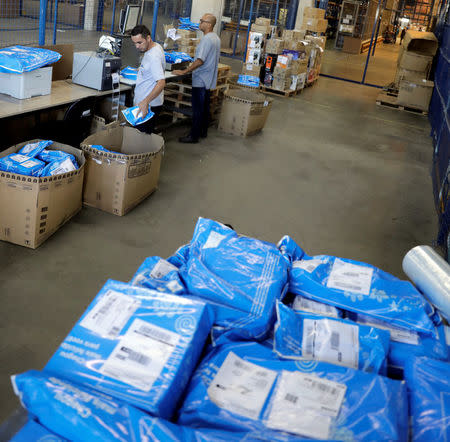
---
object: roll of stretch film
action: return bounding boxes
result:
[403,245,450,323]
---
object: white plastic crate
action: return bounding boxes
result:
[0,66,52,99]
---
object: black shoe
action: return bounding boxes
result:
[179,135,199,144]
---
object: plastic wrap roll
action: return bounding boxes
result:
[402,246,450,322]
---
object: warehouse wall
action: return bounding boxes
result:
[294,0,314,29]
[190,0,225,31]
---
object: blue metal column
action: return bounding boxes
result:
[110,0,117,34]
[362,0,382,84]
[96,0,104,31]
[52,0,59,43]
[39,0,49,45]
[371,17,382,56]
[274,0,280,26]
[243,0,256,63]
[232,0,245,56]
[151,0,160,40]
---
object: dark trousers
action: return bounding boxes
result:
[191,87,210,140]
[136,105,163,134]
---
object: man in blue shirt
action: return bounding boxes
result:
[174,14,221,143]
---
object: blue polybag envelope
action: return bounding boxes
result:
[10,419,67,442]
[165,51,194,64]
[291,294,343,318]
[0,153,45,176]
[38,149,77,166]
[237,75,260,88]
[11,371,304,442]
[404,356,450,441]
[167,243,190,268]
[274,302,390,374]
[0,45,61,73]
[179,218,289,342]
[44,279,214,419]
[17,140,53,157]
[39,157,78,177]
[353,312,449,372]
[178,18,199,30]
[90,144,113,153]
[122,106,155,126]
[281,236,437,337]
[178,341,407,441]
[131,256,186,295]
[120,66,138,80]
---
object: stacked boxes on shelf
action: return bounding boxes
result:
[177,29,199,57]
[395,31,438,111]
[242,23,268,81]
[301,7,328,34]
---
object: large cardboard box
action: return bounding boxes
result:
[242,63,262,76]
[395,67,429,83]
[283,40,307,51]
[302,18,328,33]
[265,38,284,54]
[305,35,327,50]
[303,7,325,19]
[220,30,233,50]
[218,89,273,137]
[401,31,438,56]
[81,123,164,216]
[255,17,271,26]
[397,79,434,111]
[251,23,272,34]
[398,48,433,72]
[282,29,305,41]
[291,58,308,74]
[0,141,85,248]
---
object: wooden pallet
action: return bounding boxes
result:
[376,91,428,116]
[260,86,299,97]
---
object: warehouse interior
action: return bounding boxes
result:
[0,0,449,438]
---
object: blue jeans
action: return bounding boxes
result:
[191,87,210,140]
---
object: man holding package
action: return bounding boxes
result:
[131,25,166,134]
[173,14,220,143]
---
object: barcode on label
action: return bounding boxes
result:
[333,281,363,291]
[285,393,298,404]
[308,379,338,397]
[119,347,151,366]
[304,324,315,356]
[109,326,121,337]
[330,332,340,351]
[136,324,175,345]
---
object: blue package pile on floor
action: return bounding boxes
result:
[9,218,449,441]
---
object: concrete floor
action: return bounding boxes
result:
[0,75,437,423]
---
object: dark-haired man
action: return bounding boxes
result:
[131,24,165,134]
[173,14,220,143]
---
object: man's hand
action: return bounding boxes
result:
[172,69,187,76]
[138,99,149,118]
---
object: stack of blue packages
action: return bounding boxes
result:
[178,341,408,441]
[178,17,199,30]
[237,75,260,88]
[37,148,79,177]
[0,45,61,73]
[89,144,113,153]
[404,356,450,441]
[291,294,343,318]
[274,302,390,374]
[165,51,194,64]
[0,153,45,176]
[122,106,155,126]
[44,280,213,419]
[278,235,439,338]
[17,140,53,157]
[178,218,289,344]
[12,370,308,441]
[120,66,138,80]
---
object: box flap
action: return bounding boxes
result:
[224,89,273,105]
[39,44,74,81]
[402,31,438,56]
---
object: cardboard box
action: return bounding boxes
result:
[398,48,433,72]
[177,29,197,38]
[402,31,438,56]
[81,123,164,216]
[265,38,284,54]
[283,40,307,52]
[282,29,306,41]
[0,141,85,248]
[272,76,291,91]
[291,58,308,74]
[39,44,74,81]
[251,23,272,34]
[275,54,291,69]
[395,67,429,83]
[303,7,325,19]
[218,89,273,137]
[273,65,293,77]
[220,30,233,50]
[397,79,434,111]
[247,31,265,49]
[246,48,263,65]
[255,17,271,26]
[302,18,328,33]
[305,35,326,50]
[242,63,262,76]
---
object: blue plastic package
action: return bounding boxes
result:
[178,341,408,441]
[121,106,155,126]
[10,419,67,441]
[17,140,53,158]
[179,218,289,342]
[274,302,390,374]
[37,149,77,166]
[39,157,78,177]
[167,243,191,268]
[90,144,113,153]
[291,294,343,318]
[178,18,199,30]
[0,153,45,176]
[12,370,304,442]
[353,312,449,373]
[237,75,260,88]
[165,51,194,64]
[0,45,61,73]
[44,279,214,419]
[120,66,138,80]
[404,356,450,441]
[281,236,437,337]
[131,256,186,295]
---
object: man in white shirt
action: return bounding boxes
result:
[131,25,166,134]
[173,14,220,143]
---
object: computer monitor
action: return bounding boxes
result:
[119,5,141,33]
